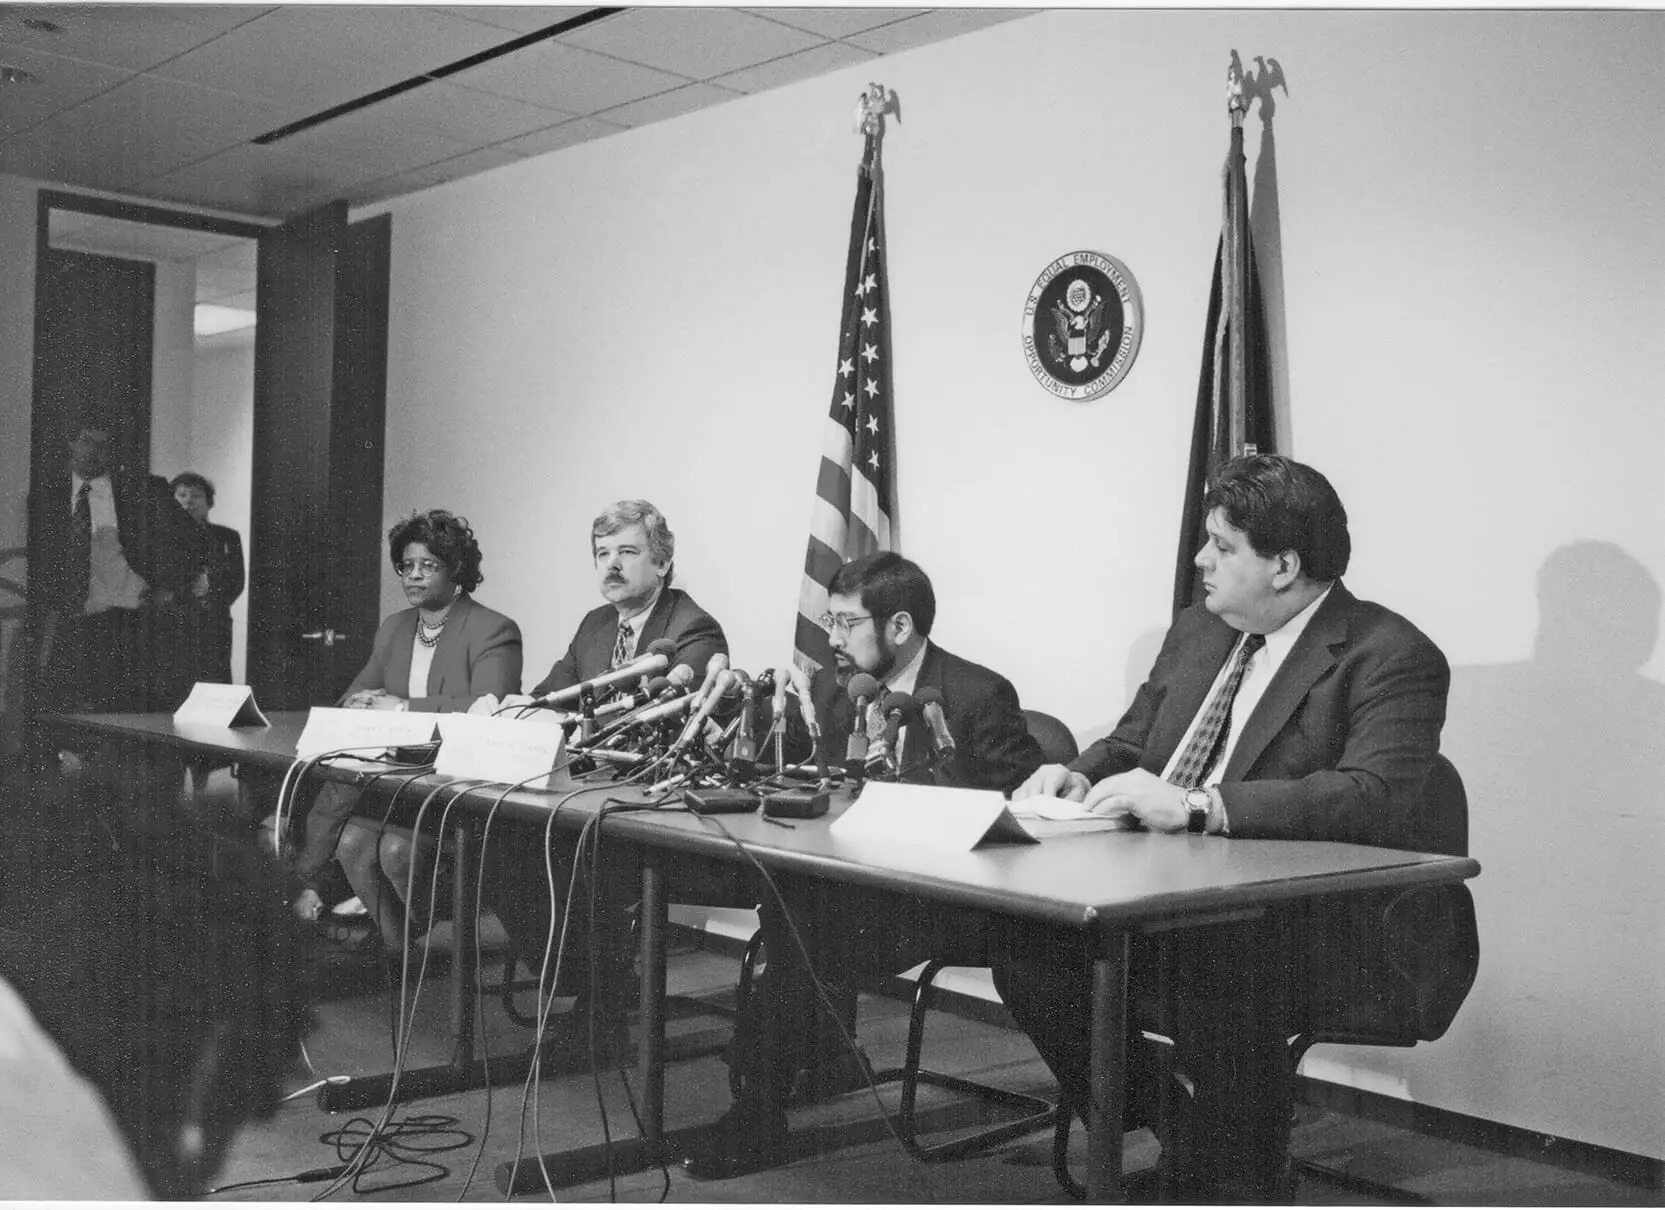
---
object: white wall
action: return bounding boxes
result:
[149,258,196,475]
[187,334,256,684]
[364,9,1665,1159]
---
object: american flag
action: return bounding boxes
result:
[793,125,896,675]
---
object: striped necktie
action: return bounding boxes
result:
[67,481,92,607]
[1169,632,1265,788]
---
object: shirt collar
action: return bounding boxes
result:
[615,586,662,630]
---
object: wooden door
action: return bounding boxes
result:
[246,205,390,709]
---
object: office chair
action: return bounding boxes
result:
[864,709,1079,1160]
[1051,753,1481,1201]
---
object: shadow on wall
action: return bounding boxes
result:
[1440,541,1664,1150]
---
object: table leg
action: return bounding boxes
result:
[448,817,478,1066]
[1086,929,1129,1202]
[638,853,669,1154]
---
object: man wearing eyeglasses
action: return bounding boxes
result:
[684,551,1045,1179]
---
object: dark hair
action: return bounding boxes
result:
[388,509,483,592]
[827,551,937,636]
[3,775,312,1198]
[169,471,215,507]
[1204,454,1351,581]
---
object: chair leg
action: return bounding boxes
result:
[1052,1103,1086,1199]
[868,961,1061,1163]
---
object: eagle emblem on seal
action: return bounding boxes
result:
[1021,251,1144,401]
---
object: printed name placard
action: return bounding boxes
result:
[173,682,270,728]
[294,706,442,758]
[830,781,1040,851]
[436,713,566,788]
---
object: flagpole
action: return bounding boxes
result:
[1225,54,1251,456]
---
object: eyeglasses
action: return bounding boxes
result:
[396,558,444,578]
[818,612,875,637]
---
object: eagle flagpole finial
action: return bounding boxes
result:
[854,83,900,137]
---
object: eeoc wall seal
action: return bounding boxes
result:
[1020,250,1144,401]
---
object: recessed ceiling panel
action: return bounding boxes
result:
[355,80,576,149]
[598,81,746,129]
[435,6,594,35]
[712,39,876,95]
[743,8,928,39]
[491,114,629,158]
[559,8,826,81]
[0,4,262,73]
[446,39,689,115]
[339,145,525,208]
[0,40,133,138]
[147,141,379,216]
[844,9,1030,55]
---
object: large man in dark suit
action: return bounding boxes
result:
[1000,454,1451,1201]
[492,500,729,1050]
[28,420,196,724]
[684,551,1045,1179]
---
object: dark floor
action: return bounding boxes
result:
[208,928,1657,1206]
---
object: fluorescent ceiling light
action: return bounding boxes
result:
[194,304,256,337]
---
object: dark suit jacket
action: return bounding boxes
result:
[343,593,522,712]
[27,468,197,617]
[531,587,727,697]
[194,521,245,621]
[1072,583,1450,850]
[807,643,1045,795]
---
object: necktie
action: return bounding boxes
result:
[67,481,92,608]
[1169,632,1266,789]
[611,620,634,670]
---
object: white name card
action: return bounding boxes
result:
[173,682,270,728]
[295,706,442,758]
[435,713,566,788]
[830,781,1040,852]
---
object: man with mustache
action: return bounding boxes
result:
[494,500,727,1054]
[684,551,1044,1179]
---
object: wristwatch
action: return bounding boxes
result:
[1182,787,1211,833]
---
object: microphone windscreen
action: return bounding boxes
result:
[667,663,696,688]
[646,638,678,660]
[914,687,945,709]
[644,676,671,697]
[881,690,916,719]
[846,672,880,703]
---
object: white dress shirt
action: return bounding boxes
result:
[71,472,147,613]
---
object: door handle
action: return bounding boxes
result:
[300,628,349,647]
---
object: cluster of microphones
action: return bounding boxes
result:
[500,639,957,797]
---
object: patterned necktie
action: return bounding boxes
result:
[1169,632,1266,789]
[67,481,92,608]
[611,619,635,670]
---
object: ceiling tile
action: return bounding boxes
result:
[341,80,575,148]
[742,8,927,39]
[843,9,1031,54]
[491,115,629,158]
[597,82,745,130]
[0,4,264,72]
[559,8,825,81]
[3,73,300,189]
[711,39,876,95]
[338,145,524,208]
[146,141,381,217]
[269,104,483,181]
[446,39,689,115]
[434,6,594,35]
[0,40,133,138]
[150,5,510,112]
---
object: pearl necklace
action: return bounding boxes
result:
[417,603,454,648]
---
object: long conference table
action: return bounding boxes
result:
[43,710,1481,1202]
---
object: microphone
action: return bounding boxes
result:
[787,663,820,738]
[592,675,668,721]
[914,687,956,765]
[671,668,735,755]
[690,652,729,710]
[588,689,696,745]
[867,690,915,776]
[535,649,670,706]
[844,672,880,766]
[727,671,761,770]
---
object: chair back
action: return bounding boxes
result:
[1300,753,1479,1047]
[1023,709,1078,766]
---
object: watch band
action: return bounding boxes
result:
[1184,787,1210,833]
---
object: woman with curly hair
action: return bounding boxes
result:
[292,510,521,950]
